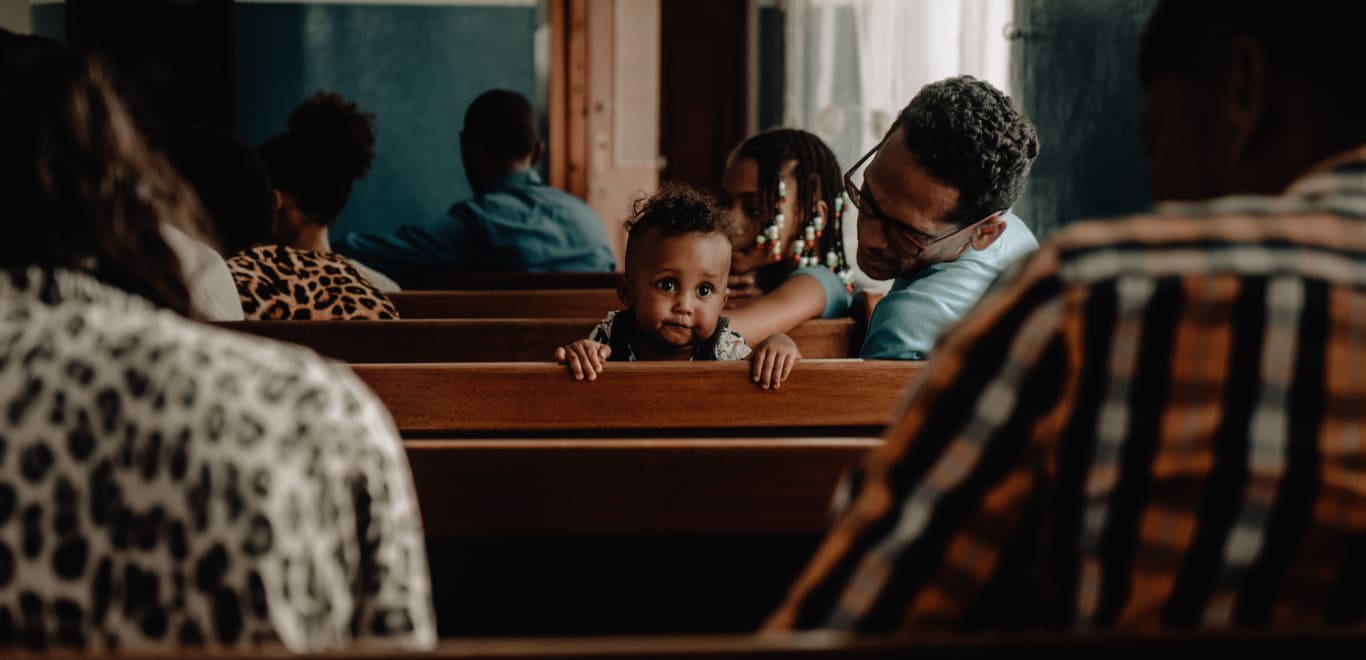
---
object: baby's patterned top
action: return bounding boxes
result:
[588,309,751,361]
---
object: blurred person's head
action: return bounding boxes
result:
[459,89,542,195]
[1139,0,1366,202]
[0,37,206,315]
[163,127,275,256]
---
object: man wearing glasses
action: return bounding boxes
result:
[772,75,1040,360]
[848,76,1039,360]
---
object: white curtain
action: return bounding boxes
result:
[783,0,1014,290]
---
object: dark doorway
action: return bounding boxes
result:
[659,0,749,194]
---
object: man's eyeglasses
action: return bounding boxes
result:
[843,136,995,257]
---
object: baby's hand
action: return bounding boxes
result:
[749,333,801,390]
[555,339,611,381]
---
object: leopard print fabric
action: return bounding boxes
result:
[227,246,399,320]
[0,268,433,651]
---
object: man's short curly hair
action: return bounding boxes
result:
[623,184,728,273]
[895,75,1039,226]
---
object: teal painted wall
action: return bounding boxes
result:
[31,3,64,39]
[233,3,539,237]
[1010,0,1159,236]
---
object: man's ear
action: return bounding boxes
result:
[1222,34,1266,162]
[616,275,632,308]
[967,213,1007,251]
[273,189,284,212]
[529,141,545,167]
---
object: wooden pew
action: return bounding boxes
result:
[408,436,881,636]
[393,271,619,290]
[87,629,1366,658]
[220,318,862,362]
[356,360,923,437]
[370,360,918,635]
[388,289,621,319]
[406,437,876,537]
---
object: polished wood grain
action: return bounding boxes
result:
[405,437,877,537]
[388,289,621,319]
[392,271,620,291]
[219,318,861,362]
[354,360,923,435]
[34,629,1366,658]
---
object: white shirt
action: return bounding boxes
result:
[350,259,402,293]
[160,224,244,321]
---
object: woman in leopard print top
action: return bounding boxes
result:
[161,127,399,321]
[227,245,399,320]
[0,39,432,651]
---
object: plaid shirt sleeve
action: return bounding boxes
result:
[767,244,1075,631]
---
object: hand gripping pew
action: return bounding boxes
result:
[219,318,862,362]
[362,360,922,636]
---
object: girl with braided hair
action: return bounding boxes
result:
[721,129,857,343]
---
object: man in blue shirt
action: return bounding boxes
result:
[335,90,616,275]
[730,76,1039,360]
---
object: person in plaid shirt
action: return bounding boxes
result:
[769,0,1366,632]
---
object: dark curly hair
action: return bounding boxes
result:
[258,91,377,226]
[733,128,847,271]
[463,89,538,161]
[895,75,1039,226]
[0,38,201,316]
[623,184,728,273]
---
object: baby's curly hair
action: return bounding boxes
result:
[896,75,1039,226]
[624,184,728,236]
[623,184,729,273]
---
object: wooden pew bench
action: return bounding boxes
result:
[374,360,919,635]
[406,434,883,636]
[91,629,1366,658]
[356,360,923,437]
[388,289,622,319]
[406,436,877,537]
[219,318,863,362]
[393,271,620,290]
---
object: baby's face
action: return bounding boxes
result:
[621,230,731,356]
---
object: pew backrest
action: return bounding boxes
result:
[392,271,620,290]
[219,318,861,362]
[77,629,1366,659]
[406,437,877,537]
[388,289,621,319]
[354,360,923,436]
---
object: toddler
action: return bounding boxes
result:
[555,185,800,388]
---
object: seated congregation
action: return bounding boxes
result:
[4,0,1366,656]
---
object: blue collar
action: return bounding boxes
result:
[482,168,542,194]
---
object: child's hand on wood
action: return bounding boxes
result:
[749,333,800,390]
[555,339,611,381]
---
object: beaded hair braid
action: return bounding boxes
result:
[736,129,852,288]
